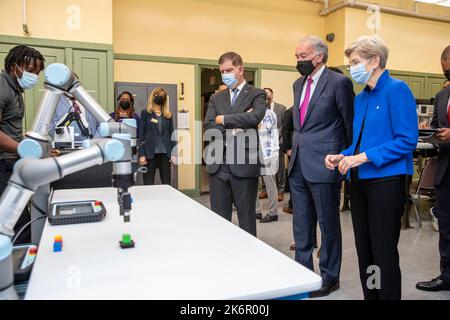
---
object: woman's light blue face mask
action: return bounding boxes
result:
[349,61,374,85]
[15,63,39,90]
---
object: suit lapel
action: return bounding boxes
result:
[293,77,306,131]
[301,68,329,130]
[222,90,232,115]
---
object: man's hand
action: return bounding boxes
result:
[215,115,225,125]
[325,154,344,170]
[436,128,450,142]
[139,156,148,166]
[169,156,177,165]
[338,153,369,175]
[287,149,292,157]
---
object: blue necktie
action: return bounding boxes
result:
[231,88,239,107]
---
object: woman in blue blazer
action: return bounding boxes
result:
[325,36,418,300]
[138,88,176,185]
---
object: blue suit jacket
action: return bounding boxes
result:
[288,67,355,183]
[341,70,418,179]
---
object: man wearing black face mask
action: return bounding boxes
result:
[416,45,450,293]
[288,36,354,298]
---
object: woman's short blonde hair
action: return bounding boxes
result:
[345,35,389,68]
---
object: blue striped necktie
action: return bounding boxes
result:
[231,88,239,107]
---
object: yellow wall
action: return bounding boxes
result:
[0,0,113,44]
[261,70,299,108]
[325,9,347,67]
[113,0,325,65]
[114,60,196,190]
[343,7,450,74]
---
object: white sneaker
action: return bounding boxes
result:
[430,207,439,232]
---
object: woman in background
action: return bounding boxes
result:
[139,88,176,185]
[110,91,140,134]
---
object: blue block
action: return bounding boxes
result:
[53,242,62,252]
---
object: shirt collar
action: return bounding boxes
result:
[308,65,326,84]
[1,70,23,93]
[230,80,246,94]
[364,69,390,93]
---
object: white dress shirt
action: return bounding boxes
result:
[229,80,247,105]
[299,65,326,113]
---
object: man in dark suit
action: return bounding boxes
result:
[289,36,354,297]
[258,88,287,205]
[204,52,266,236]
[416,45,450,292]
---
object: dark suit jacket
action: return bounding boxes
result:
[431,86,450,186]
[273,102,286,130]
[138,110,175,160]
[288,67,354,183]
[281,107,293,153]
[203,83,266,178]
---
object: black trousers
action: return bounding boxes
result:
[435,167,450,283]
[350,177,406,300]
[0,159,31,244]
[143,154,171,185]
[209,165,258,236]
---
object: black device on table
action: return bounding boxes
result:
[49,200,107,225]
[13,244,38,284]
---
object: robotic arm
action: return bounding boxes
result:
[0,134,133,299]
[0,64,139,299]
[55,97,92,139]
[18,63,137,159]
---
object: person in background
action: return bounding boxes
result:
[282,106,294,215]
[0,45,45,244]
[256,100,279,223]
[258,88,286,202]
[416,45,450,293]
[110,91,140,135]
[139,87,176,185]
[49,94,99,142]
[326,35,418,300]
[290,36,354,298]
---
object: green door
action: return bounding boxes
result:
[427,77,446,99]
[409,76,425,99]
[73,50,108,112]
[0,44,65,131]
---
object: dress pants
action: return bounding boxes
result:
[350,177,406,300]
[256,174,278,217]
[143,153,171,185]
[262,151,286,194]
[289,154,342,282]
[435,167,450,284]
[209,164,258,236]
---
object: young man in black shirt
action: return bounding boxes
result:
[0,45,45,243]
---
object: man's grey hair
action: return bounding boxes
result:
[298,36,329,63]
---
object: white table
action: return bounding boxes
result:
[25,185,321,300]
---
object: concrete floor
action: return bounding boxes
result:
[192,192,450,300]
